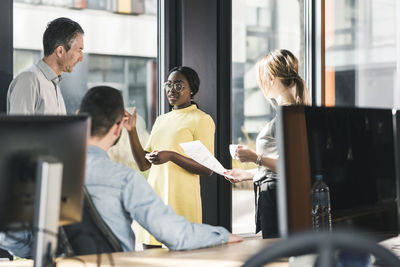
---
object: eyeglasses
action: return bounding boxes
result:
[164,82,185,93]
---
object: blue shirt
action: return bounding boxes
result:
[84,145,229,251]
[0,146,230,257]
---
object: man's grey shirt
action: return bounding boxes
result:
[86,146,230,251]
[7,59,67,115]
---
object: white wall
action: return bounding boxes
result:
[14,3,157,57]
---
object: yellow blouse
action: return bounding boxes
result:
[138,104,215,245]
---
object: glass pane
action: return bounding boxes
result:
[325,0,399,108]
[13,1,157,170]
[232,0,305,234]
[13,49,41,75]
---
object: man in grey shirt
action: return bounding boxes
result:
[0,17,85,259]
[7,17,84,115]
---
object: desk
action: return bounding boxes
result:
[3,235,400,267]
[0,238,286,267]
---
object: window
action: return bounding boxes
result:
[231,0,305,234]
[325,0,399,108]
[13,0,157,251]
[13,0,157,172]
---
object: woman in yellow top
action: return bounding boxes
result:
[125,66,215,247]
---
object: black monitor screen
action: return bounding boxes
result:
[277,106,399,239]
[0,116,90,230]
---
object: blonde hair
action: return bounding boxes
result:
[256,49,310,105]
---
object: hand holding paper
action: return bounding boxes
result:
[179,140,233,179]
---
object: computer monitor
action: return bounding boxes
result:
[277,106,399,240]
[0,115,89,230]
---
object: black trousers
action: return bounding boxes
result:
[254,180,279,238]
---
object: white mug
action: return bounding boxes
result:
[229,144,239,160]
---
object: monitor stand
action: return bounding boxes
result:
[32,157,63,267]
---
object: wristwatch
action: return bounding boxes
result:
[256,153,263,166]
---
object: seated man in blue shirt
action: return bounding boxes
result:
[78,85,241,251]
[0,86,241,258]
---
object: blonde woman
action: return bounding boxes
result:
[225,49,310,238]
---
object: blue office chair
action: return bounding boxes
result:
[242,230,400,267]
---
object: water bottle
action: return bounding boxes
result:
[311,174,332,231]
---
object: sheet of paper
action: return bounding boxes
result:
[180,140,233,178]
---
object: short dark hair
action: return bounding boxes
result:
[43,17,84,57]
[80,86,124,138]
[169,66,200,97]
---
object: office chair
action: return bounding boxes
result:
[61,187,123,256]
[0,248,13,260]
[242,230,400,267]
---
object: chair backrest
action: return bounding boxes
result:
[0,248,13,260]
[242,230,400,267]
[61,188,123,256]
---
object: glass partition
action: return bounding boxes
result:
[231,0,305,234]
[13,0,157,172]
[325,0,399,108]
